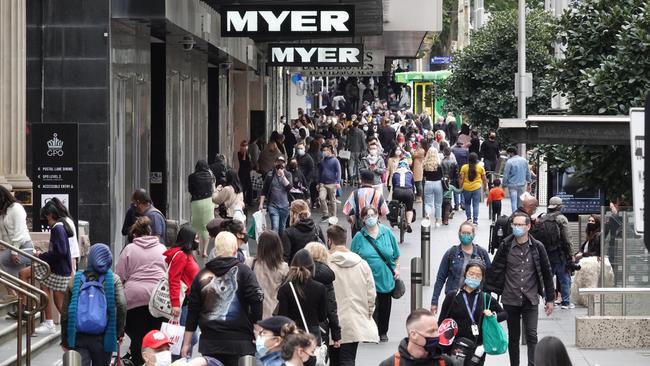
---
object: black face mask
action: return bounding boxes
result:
[423,336,440,354]
[586,222,598,232]
[276,164,284,170]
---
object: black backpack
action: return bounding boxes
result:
[489,215,510,254]
[387,200,400,225]
[529,213,562,253]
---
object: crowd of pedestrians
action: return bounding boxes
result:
[0,100,592,366]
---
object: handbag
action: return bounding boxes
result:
[338,150,351,160]
[250,171,264,192]
[289,282,329,366]
[361,233,405,299]
[149,251,188,320]
[481,292,508,355]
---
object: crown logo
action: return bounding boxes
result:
[46,133,64,157]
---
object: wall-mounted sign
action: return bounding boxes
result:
[629,108,644,234]
[221,5,355,37]
[268,43,363,67]
[31,123,79,231]
[431,56,452,64]
[301,50,385,77]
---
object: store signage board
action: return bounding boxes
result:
[629,108,644,234]
[31,123,79,231]
[431,56,452,64]
[221,5,355,37]
[301,50,385,77]
[268,44,363,67]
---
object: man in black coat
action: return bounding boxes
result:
[486,212,554,366]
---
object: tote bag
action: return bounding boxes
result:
[482,293,508,355]
[149,252,188,320]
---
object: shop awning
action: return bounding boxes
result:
[394,70,452,83]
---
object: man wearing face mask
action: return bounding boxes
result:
[486,212,555,366]
[255,316,296,366]
[430,222,491,315]
[379,309,450,366]
[479,131,500,175]
[346,120,367,184]
[141,330,224,366]
[360,143,387,191]
[259,156,293,234]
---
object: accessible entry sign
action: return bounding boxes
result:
[31,123,79,231]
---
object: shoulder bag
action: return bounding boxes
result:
[149,251,188,320]
[361,232,405,299]
[288,282,329,366]
[481,292,508,355]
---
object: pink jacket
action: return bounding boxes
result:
[115,235,167,310]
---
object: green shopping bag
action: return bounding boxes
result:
[482,292,508,355]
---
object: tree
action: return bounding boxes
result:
[442,9,555,132]
[542,0,649,201]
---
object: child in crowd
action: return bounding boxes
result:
[486,178,505,221]
[442,180,462,226]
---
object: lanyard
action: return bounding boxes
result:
[462,292,479,324]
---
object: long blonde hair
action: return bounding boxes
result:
[423,146,440,172]
[289,199,311,226]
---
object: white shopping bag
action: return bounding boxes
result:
[160,321,185,355]
[252,210,267,240]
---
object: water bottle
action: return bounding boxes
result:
[497,227,503,237]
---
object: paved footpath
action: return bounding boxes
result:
[35,187,649,365]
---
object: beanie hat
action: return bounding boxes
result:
[88,243,112,274]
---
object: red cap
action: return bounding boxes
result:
[141,330,171,349]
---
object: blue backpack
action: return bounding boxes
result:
[76,273,108,334]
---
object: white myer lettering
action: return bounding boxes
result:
[291,11,318,31]
[318,48,338,62]
[295,48,318,62]
[268,45,363,66]
[258,11,290,31]
[226,11,257,32]
[224,8,351,34]
[271,48,294,63]
[320,11,350,31]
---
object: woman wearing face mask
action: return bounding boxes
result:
[351,206,400,343]
[164,225,201,361]
[281,330,318,366]
[360,144,386,191]
[287,159,310,202]
[386,147,403,193]
[411,140,428,204]
[115,217,168,366]
[438,260,506,365]
[238,140,254,206]
[430,222,491,316]
[255,316,297,366]
[574,214,601,262]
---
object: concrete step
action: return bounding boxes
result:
[0,311,60,366]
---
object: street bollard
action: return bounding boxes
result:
[410,257,423,311]
[421,218,431,286]
[239,355,257,366]
[62,350,82,366]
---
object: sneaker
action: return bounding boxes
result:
[473,221,478,226]
[554,299,562,305]
[321,215,330,222]
[379,334,389,343]
[435,222,442,228]
[561,303,575,309]
[35,322,56,334]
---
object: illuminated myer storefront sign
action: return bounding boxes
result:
[221,5,355,37]
[268,44,363,66]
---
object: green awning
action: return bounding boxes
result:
[394,70,452,83]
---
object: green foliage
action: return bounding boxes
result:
[550,0,650,115]
[442,9,555,132]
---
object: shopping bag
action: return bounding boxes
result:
[338,150,351,160]
[148,252,187,320]
[482,293,508,355]
[252,210,267,240]
[160,321,185,355]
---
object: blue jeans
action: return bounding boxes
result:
[424,180,443,220]
[463,188,481,222]
[508,185,526,213]
[172,304,198,361]
[549,251,571,305]
[453,191,463,208]
[268,205,289,235]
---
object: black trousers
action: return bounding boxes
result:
[503,299,539,366]
[373,292,392,336]
[442,197,452,222]
[125,305,165,365]
[491,200,502,221]
[329,342,359,366]
[74,334,112,366]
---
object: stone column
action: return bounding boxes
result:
[0,0,31,190]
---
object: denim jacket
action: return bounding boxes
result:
[431,244,491,306]
[259,350,284,366]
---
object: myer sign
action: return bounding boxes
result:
[301,50,385,77]
[221,5,355,37]
[268,44,363,67]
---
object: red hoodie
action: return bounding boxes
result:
[163,247,200,307]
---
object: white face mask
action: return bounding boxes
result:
[154,351,172,366]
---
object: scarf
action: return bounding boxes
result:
[67,269,117,353]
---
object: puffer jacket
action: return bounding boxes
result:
[281,218,325,262]
[313,261,342,343]
[188,170,215,201]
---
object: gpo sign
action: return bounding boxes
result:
[221,5,355,37]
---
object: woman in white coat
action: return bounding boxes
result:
[326,225,378,366]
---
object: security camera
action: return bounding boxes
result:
[179,36,195,51]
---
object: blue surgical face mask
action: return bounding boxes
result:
[459,233,474,246]
[256,335,269,357]
[464,277,481,289]
[296,148,305,156]
[512,226,526,238]
[365,216,378,227]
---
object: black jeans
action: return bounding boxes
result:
[74,334,112,366]
[442,197,452,223]
[503,299,539,366]
[125,305,165,365]
[373,292,392,336]
[491,200,502,221]
[329,342,359,366]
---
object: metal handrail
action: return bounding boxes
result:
[0,239,51,280]
[0,278,42,366]
[579,287,650,316]
[0,269,49,314]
